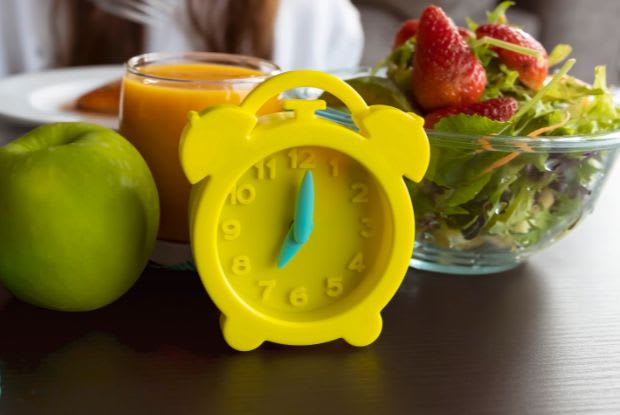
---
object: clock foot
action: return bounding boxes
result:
[220,314,264,351]
[343,314,383,347]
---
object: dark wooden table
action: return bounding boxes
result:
[1,122,619,415]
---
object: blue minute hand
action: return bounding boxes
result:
[277,171,314,269]
[293,171,314,244]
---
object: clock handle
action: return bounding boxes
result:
[240,70,369,122]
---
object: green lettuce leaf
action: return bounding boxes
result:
[433,114,509,135]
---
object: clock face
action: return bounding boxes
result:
[216,145,394,321]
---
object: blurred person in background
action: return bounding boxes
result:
[0,0,364,76]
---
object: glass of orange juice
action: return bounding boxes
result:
[119,52,280,244]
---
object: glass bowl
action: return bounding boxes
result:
[318,108,620,275]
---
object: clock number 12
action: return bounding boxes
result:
[288,149,316,169]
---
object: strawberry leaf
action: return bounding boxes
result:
[483,63,522,99]
[486,1,514,24]
[466,17,479,32]
[374,38,414,94]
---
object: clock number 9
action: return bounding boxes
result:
[288,148,316,169]
[232,256,251,275]
[325,277,343,297]
[351,183,369,203]
[229,184,256,205]
[289,287,308,307]
[221,219,241,240]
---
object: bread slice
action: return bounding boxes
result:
[75,80,121,115]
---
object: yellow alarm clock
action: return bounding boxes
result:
[179,70,429,351]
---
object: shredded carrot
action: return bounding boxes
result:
[479,136,494,151]
[513,142,534,152]
[526,112,571,137]
[480,152,520,175]
[476,112,570,177]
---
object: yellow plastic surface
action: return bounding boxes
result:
[179,70,429,351]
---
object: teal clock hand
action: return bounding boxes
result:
[277,227,303,269]
[293,171,314,244]
[277,171,315,268]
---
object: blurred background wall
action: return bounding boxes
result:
[354,0,620,85]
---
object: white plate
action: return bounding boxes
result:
[0,65,123,129]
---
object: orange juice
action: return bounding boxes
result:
[119,53,280,242]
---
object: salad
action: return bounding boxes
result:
[346,3,620,253]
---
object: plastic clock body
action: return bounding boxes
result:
[180,71,429,351]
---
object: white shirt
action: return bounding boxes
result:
[0,0,364,76]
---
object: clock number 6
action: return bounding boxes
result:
[289,287,308,307]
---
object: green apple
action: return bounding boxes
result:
[0,123,159,311]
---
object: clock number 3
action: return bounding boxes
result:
[360,218,372,238]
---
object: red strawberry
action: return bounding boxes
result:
[393,19,473,49]
[411,6,486,111]
[457,27,475,40]
[393,19,419,49]
[476,24,548,90]
[424,97,518,128]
